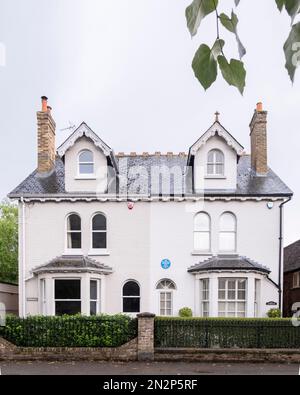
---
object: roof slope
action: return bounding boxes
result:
[284,240,300,273]
[188,255,271,274]
[32,255,112,274]
[9,154,292,198]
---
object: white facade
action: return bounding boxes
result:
[13,117,291,319]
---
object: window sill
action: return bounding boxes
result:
[205,175,227,180]
[191,251,213,256]
[88,249,110,256]
[75,175,97,180]
[63,250,83,256]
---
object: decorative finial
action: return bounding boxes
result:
[215,111,220,122]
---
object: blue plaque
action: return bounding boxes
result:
[161,259,171,270]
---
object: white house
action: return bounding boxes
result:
[9,97,292,318]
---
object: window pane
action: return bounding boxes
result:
[207,164,214,174]
[90,301,97,316]
[219,279,226,290]
[90,280,97,300]
[123,297,140,313]
[218,290,226,300]
[207,152,215,163]
[68,232,82,249]
[219,232,235,252]
[228,280,236,290]
[55,280,81,300]
[215,151,224,163]
[93,232,107,249]
[216,164,224,175]
[194,213,210,231]
[79,150,93,162]
[194,232,210,251]
[238,291,246,300]
[93,215,106,231]
[68,215,81,231]
[79,163,94,174]
[55,301,81,316]
[123,281,140,296]
[220,213,236,231]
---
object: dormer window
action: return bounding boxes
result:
[207,149,224,176]
[78,150,94,175]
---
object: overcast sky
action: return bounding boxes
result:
[0,0,299,246]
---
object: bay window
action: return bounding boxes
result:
[200,279,209,317]
[55,279,81,316]
[218,278,246,317]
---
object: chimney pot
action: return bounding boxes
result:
[41,96,48,112]
[256,102,263,112]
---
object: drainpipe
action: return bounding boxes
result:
[20,197,26,317]
[278,197,292,313]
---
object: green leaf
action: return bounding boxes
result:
[284,22,300,82]
[217,56,246,94]
[285,0,300,24]
[219,11,246,59]
[275,0,285,11]
[186,0,218,37]
[192,40,224,90]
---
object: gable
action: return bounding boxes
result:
[188,121,244,159]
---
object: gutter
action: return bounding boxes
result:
[278,196,292,312]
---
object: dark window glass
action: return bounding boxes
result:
[55,301,81,316]
[93,233,106,249]
[93,215,106,231]
[55,280,81,300]
[123,281,140,297]
[69,232,82,249]
[123,298,140,313]
[90,280,97,300]
[90,301,97,316]
[68,215,81,231]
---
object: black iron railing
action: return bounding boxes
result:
[154,318,300,349]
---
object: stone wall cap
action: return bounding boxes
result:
[137,312,156,318]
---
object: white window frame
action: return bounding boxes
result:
[40,279,47,316]
[218,278,247,318]
[65,213,82,255]
[219,212,237,253]
[193,212,211,253]
[54,278,82,316]
[206,149,225,177]
[90,213,108,255]
[156,279,176,317]
[77,149,95,178]
[293,272,300,289]
[200,279,210,317]
[90,279,101,315]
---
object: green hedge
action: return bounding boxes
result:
[155,317,300,349]
[0,315,137,348]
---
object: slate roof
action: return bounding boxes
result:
[32,255,113,274]
[284,241,300,273]
[9,154,292,198]
[188,255,271,274]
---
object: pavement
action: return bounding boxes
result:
[0,361,299,375]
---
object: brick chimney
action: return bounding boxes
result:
[37,96,56,174]
[249,102,268,176]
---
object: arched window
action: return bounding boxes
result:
[123,281,140,313]
[156,279,176,316]
[92,214,107,249]
[219,212,237,252]
[67,214,82,249]
[78,150,94,175]
[194,212,211,252]
[207,149,224,176]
